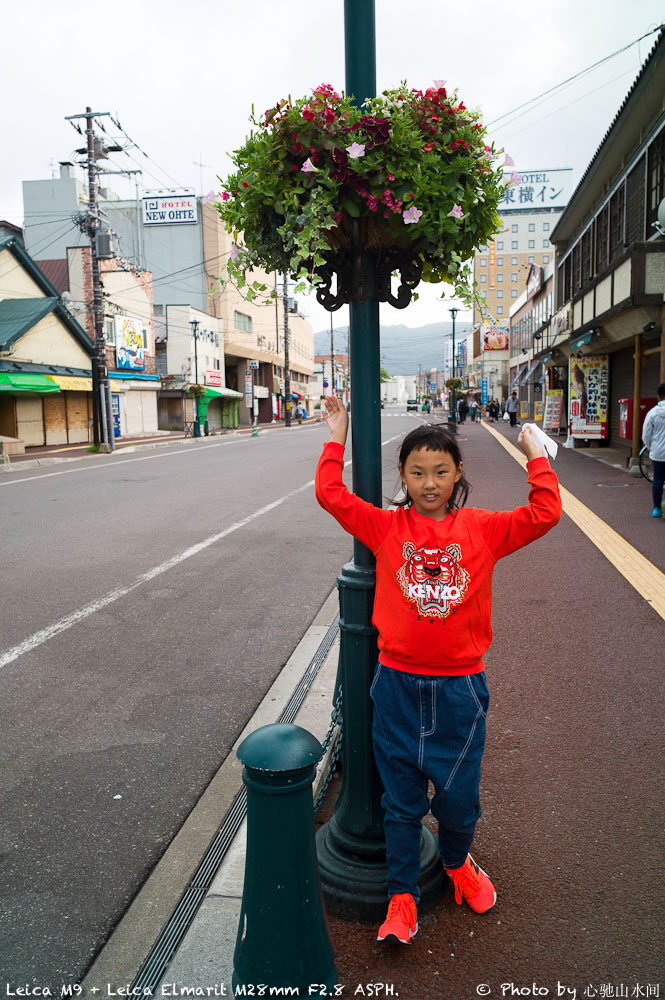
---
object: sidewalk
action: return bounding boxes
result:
[2,418,324,471]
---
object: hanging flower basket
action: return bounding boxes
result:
[217,82,508,307]
[445,378,464,392]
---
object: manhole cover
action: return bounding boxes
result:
[596,482,630,488]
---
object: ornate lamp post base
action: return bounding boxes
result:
[316,820,446,921]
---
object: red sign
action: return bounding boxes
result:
[205,369,223,386]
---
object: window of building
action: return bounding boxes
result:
[609,185,625,261]
[528,240,535,248]
[512,224,518,232]
[528,256,535,263]
[480,274,487,283]
[543,239,550,248]
[480,258,487,266]
[529,223,535,232]
[497,290,503,298]
[481,290,487,298]
[497,273,503,281]
[511,256,518,265]
[496,257,503,265]
[511,272,518,282]
[648,130,665,230]
[234,310,253,333]
[497,241,504,250]
[497,306,504,315]
[543,255,550,264]
[511,289,518,298]
[105,319,115,345]
[511,240,518,249]
[543,222,550,231]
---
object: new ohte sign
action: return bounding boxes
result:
[143,194,197,226]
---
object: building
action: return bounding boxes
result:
[472,169,573,399]
[0,227,94,448]
[508,261,556,425]
[312,353,350,407]
[548,29,665,459]
[22,172,315,427]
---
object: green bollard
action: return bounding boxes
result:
[233,724,337,994]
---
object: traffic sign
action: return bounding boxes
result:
[249,360,259,370]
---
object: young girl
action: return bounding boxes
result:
[315,396,561,945]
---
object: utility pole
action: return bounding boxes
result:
[190,319,200,384]
[66,106,122,452]
[448,307,459,431]
[283,275,291,426]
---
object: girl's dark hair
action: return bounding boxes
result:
[394,423,471,510]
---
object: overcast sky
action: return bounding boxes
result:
[2,1,663,332]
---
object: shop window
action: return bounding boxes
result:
[626,154,646,244]
[647,129,665,230]
[595,204,609,273]
[609,184,625,262]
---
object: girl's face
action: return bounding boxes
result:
[399,446,463,521]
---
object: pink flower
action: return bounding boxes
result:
[449,204,464,219]
[504,153,515,167]
[221,192,231,202]
[203,190,216,204]
[367,196,379,212]
[510,171,521,186]
[433,79,447,88]
[403,206,423,224]
[388,173,395,181]
[346,142,366,159]
[230,244,240,262]
[301,158,318,173]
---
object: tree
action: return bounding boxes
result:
[380,367,391,383]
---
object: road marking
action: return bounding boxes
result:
[0,432,403,670]
[482,421,665,622]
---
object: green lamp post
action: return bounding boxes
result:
[315,0,446,920]
[448,306,459,431]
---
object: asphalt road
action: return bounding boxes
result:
[0,410,417,988]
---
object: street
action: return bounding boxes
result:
[2,408,664,994]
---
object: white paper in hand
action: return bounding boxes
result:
[522,422,558,461]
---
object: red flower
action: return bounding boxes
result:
[221,192,230,201]
[242,182,248,188]
[303,107,314,121]
[324,108,335,123]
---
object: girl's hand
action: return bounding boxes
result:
[517,424,546,461]
[322,395,349,446]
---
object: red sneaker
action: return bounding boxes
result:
[445,854,497,913]
[376,892,418,943]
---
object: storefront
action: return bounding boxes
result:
[108,371,160,437]
[202,385,242,430]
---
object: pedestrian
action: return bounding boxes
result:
[488,398,500,422]
[506,391,519,427]
[316,396,561,945]
[457,396,469,424]
[642,382,665,518]
[469,398,478,423]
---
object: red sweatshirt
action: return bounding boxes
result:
[315,441,562,677]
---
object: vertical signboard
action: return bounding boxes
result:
[569,356,609,438]
[115,316,145,371]
[543,389,564,431]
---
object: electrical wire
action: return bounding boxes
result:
[487,23,664,129]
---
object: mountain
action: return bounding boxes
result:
[314,321,473,376]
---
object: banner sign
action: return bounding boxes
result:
[489,240,496,289]
[205,369,223,386]
[481,378,488,405]
[569,356,609,439]
[115,315,145,371]
[244,370,253,409]
[483,327,509,351]
[543,389,564,431]
[143,193,197,226]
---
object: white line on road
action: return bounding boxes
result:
[0,433,404,670]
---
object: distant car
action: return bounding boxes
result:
[406,399,418,411]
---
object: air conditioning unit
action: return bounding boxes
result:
[287,297,299,314]
[95,231,115,259]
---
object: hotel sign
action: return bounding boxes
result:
[499,168,573,212]
[143,193,197,226]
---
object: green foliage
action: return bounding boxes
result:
[380,367,391,383]
[218,82,508,304]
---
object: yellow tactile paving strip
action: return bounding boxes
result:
[482,421,665,622]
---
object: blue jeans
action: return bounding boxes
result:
[652,459,665,509]
[370,664,489,902]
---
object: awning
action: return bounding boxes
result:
[520,360,542,386]
[509,369,522,389]
[570,331,593,351]
[0,372,61,395]
[45,374,123,392]
[203,386,242,401]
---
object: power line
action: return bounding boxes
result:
[487,23,664,129]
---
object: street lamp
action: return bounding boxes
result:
[448,307,459,431]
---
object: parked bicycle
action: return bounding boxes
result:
[639,444,653,482]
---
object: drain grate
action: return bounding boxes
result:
[127,611,340,992]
